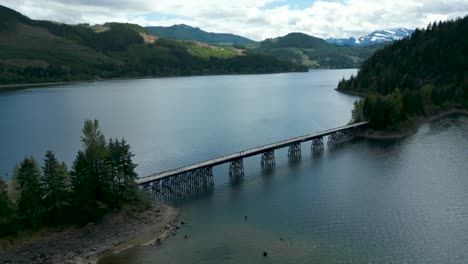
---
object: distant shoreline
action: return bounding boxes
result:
[0,81,75,90]
[365,109,468,139]
[0,70,314,92]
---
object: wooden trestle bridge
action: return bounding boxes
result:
[137,121,369,201]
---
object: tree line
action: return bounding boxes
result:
[339,16,468,129]
[0,120,142,237]
[0,4,307,86]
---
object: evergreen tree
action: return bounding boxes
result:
[71,120,111,223]
[341,16,468,130]
[108,138,138,208]
[41,151,70,225]
[70,150,96,224]
[351,100,365,123]
[0,177,19,236]
[15,157,43,228]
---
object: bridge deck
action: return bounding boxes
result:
[137,121,368,184]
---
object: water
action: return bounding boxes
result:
[99,114,468,264]
[1,70,467,263]
[0,70,357,177]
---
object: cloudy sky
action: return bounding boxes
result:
[2,0,468,40]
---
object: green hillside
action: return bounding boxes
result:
[145,24,254,46]
[0,5,305,85]
[338,17,468,129]
[250,32,385,69]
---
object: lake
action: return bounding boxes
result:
[1,70,467,263]
[0,70,358,177]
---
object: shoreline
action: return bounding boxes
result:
[0,81,74,90]
[334,88,365,97]
[365,109,468,139]
[0,203,179,264]
[0,70,311,92]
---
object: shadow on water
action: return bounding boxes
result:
[229,175,245,187]
[170,187,215,207]
[310,151,324,160]
[260,167,276,185]
[287,157,302,168]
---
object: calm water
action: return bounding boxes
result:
[1,70,467,263]
[99,114,468,264]
[0,70,357,177]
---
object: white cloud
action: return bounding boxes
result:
[2,0,467,40]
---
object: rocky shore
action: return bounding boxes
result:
[0,203,179,264]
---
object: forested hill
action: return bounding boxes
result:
[0,5,306,86]
[145,24,254,46]
[249,32,386,69]
[338,17,468,130]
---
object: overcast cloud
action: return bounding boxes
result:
[2,0,467,40]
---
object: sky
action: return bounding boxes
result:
[2,0,468,40]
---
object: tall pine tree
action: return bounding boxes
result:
[41,151,70,225]
[0,176,18,236]
[15,157,43,228]
[71,120,112,223]
[108,138,138,208]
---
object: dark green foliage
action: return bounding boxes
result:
[351,100,365,123]
[0,5,31,31]
[71,120,111,223]
[41,151,69,225]
[15,157,43,228]
[0,5,305,85]
[352,90,405,129]
[0,120,141,236]
[251,33,386,69]
[343,17,468,129]
[70,120,141,224]
[90,24,144,52]
[0,177,19,236]
[145,24,255,46]
[108,139,138,208]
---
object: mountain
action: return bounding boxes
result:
[145,24,254,46]
[326,28,414,46]
[338,17,468,130]
[250,32,385,69]
[0,5,306,85]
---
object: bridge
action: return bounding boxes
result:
[138,121,369,201]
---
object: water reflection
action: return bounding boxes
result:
[100,114,468,264]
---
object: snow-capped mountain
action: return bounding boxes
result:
[326,28,414,46]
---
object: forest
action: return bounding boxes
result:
[0,120,144,237]
[338,16,468,129]
[250,33,385,69]
[0,5,307,85]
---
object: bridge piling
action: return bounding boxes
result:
[229,159,244,181]
[137,122,369,202]
[261,150,275,170]
[288,143,302,162]
[311,137,324,153]
[143,167,215,202]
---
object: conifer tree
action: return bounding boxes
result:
[0,177,18,236]
[41,151,69,225]
[108,138,138,208]
[71,120,111,223]
[15,157,43,228]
